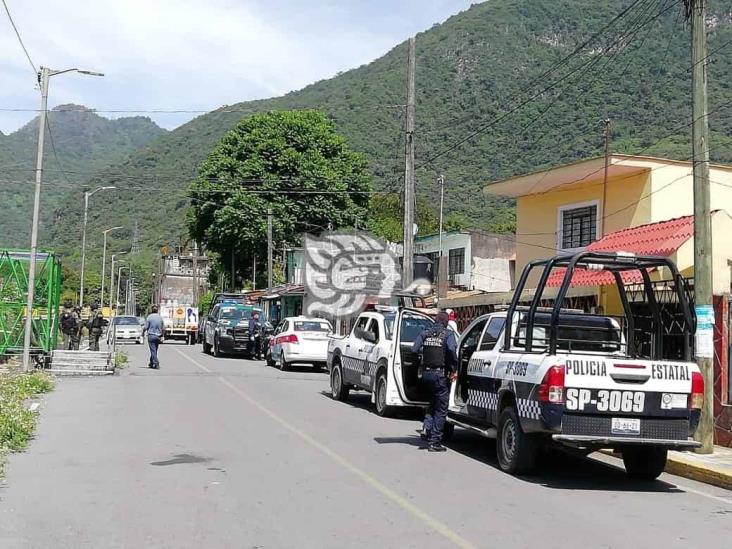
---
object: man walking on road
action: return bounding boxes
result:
[412,311,458,452]
[143,305,164,369]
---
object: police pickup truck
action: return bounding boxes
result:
[447,252,703,480]
[327,306,434,415]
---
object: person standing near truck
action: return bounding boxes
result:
[412,311,458,452]
[143,305,165,369]
[248,312,262,360]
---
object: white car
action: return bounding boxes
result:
[267,316,332,371]
[107,315,143,345]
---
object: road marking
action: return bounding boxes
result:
[172,347,477,549]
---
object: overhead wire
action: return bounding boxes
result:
[1,0,37,75]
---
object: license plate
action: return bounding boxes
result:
[611,417,640,435]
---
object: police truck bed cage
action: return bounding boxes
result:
[504,252,694,360]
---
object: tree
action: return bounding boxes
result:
[188,111,371,281]
[366,194,467,242]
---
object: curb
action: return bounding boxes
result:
[601,450,732,491]
[664,453,732,491]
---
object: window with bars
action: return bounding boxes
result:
[448,247,465,275]
[560,204,598,249]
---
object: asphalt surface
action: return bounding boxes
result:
[1,341,730,549]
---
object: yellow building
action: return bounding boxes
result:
[484,154,732,301]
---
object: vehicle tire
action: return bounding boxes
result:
[213,336,223,358]
[374,370,392,417]
[279,352,289,372]
[496,405,538,475]
[265,349,275,367]
[203,339,211,354]
[330,362,349,402]
[622,447,668,481]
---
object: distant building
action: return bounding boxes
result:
[413,230,515,292]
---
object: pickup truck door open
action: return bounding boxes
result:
[392,310,434,404]
[464,317,505,422]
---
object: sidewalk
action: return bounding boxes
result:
[665,445,732,490]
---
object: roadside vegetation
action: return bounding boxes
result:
[0,369,55,475]
[114,350,129,369]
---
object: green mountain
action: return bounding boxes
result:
[0,105,165,247]
[48,0,732,266]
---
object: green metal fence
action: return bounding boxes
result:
[0,250,61,356]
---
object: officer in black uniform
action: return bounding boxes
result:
[412,311,458,452]
[87,303,105,351]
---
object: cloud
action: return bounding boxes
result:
[0,0,473,133]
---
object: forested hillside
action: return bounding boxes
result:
[0,105,165,247]
[46,0,732,267]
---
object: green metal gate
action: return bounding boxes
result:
[0,250,61,356]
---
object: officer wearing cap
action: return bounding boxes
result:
[412,311,458,452]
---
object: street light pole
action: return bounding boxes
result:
[116,266,127,312]
[22,66,103,371]
[110,252,127,313]
[79,185,116,307]
[21,68,50,372]
[100,226,123,315]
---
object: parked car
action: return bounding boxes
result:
[327,306,434,416]
[202,303,262,357]
[107,315,143,345]
[447,251,703,479]
[266,316,332,371]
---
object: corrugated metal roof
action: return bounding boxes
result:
[546,214,697,287]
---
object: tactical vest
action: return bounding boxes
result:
[421,326,447,369]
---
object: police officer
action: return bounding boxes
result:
[60,303,75,349]
[412,311,458,452]
[87,303,105,351]
[248,312,262,360]
[70,306,83,350]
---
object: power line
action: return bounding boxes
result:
[1,0,37,75]
[416,0,672,169]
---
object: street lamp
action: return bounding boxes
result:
[100,227,124,313]
[109,252,128,313]
[23,66,104,371]
[79,185,116,307]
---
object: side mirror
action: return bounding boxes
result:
[363,331,377,344]
[354,327,365,339]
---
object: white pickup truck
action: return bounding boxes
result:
[447,251,703,480]
[327,306,434,416]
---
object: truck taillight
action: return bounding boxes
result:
[689,371,704,410]
[281,334,299,344]
[537,365,565,404]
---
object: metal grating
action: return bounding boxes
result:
[562,414,688,440]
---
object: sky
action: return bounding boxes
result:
[0,0,476,134]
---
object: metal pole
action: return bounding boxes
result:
[437,174,445,290]
[100,231,108,312]
[22,67,50,371]
[79,191,90,307]
[267,208,273,292]
[192,241,199,306]
[109,255,115,314]
[601,118,611,236]
[116,266,125,311]
[253,255,257,291]
[402,36,416,288]
[690,0,714,453]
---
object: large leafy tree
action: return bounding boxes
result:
[188,111,371,282]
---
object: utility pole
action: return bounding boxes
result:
[192,241,199,306]
[689,0,714,453]
[437,174,445,297]
[253,255,257,291]
[79,185,115,307]
[231,249,236,292]
[267,208,273,292]
[601,118,611,236]
[22,67,49,371]
[21,66,103,369]
[402,36,416,288]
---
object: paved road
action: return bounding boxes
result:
[1,342,730,548]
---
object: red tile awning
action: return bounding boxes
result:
[546,214,695,287]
